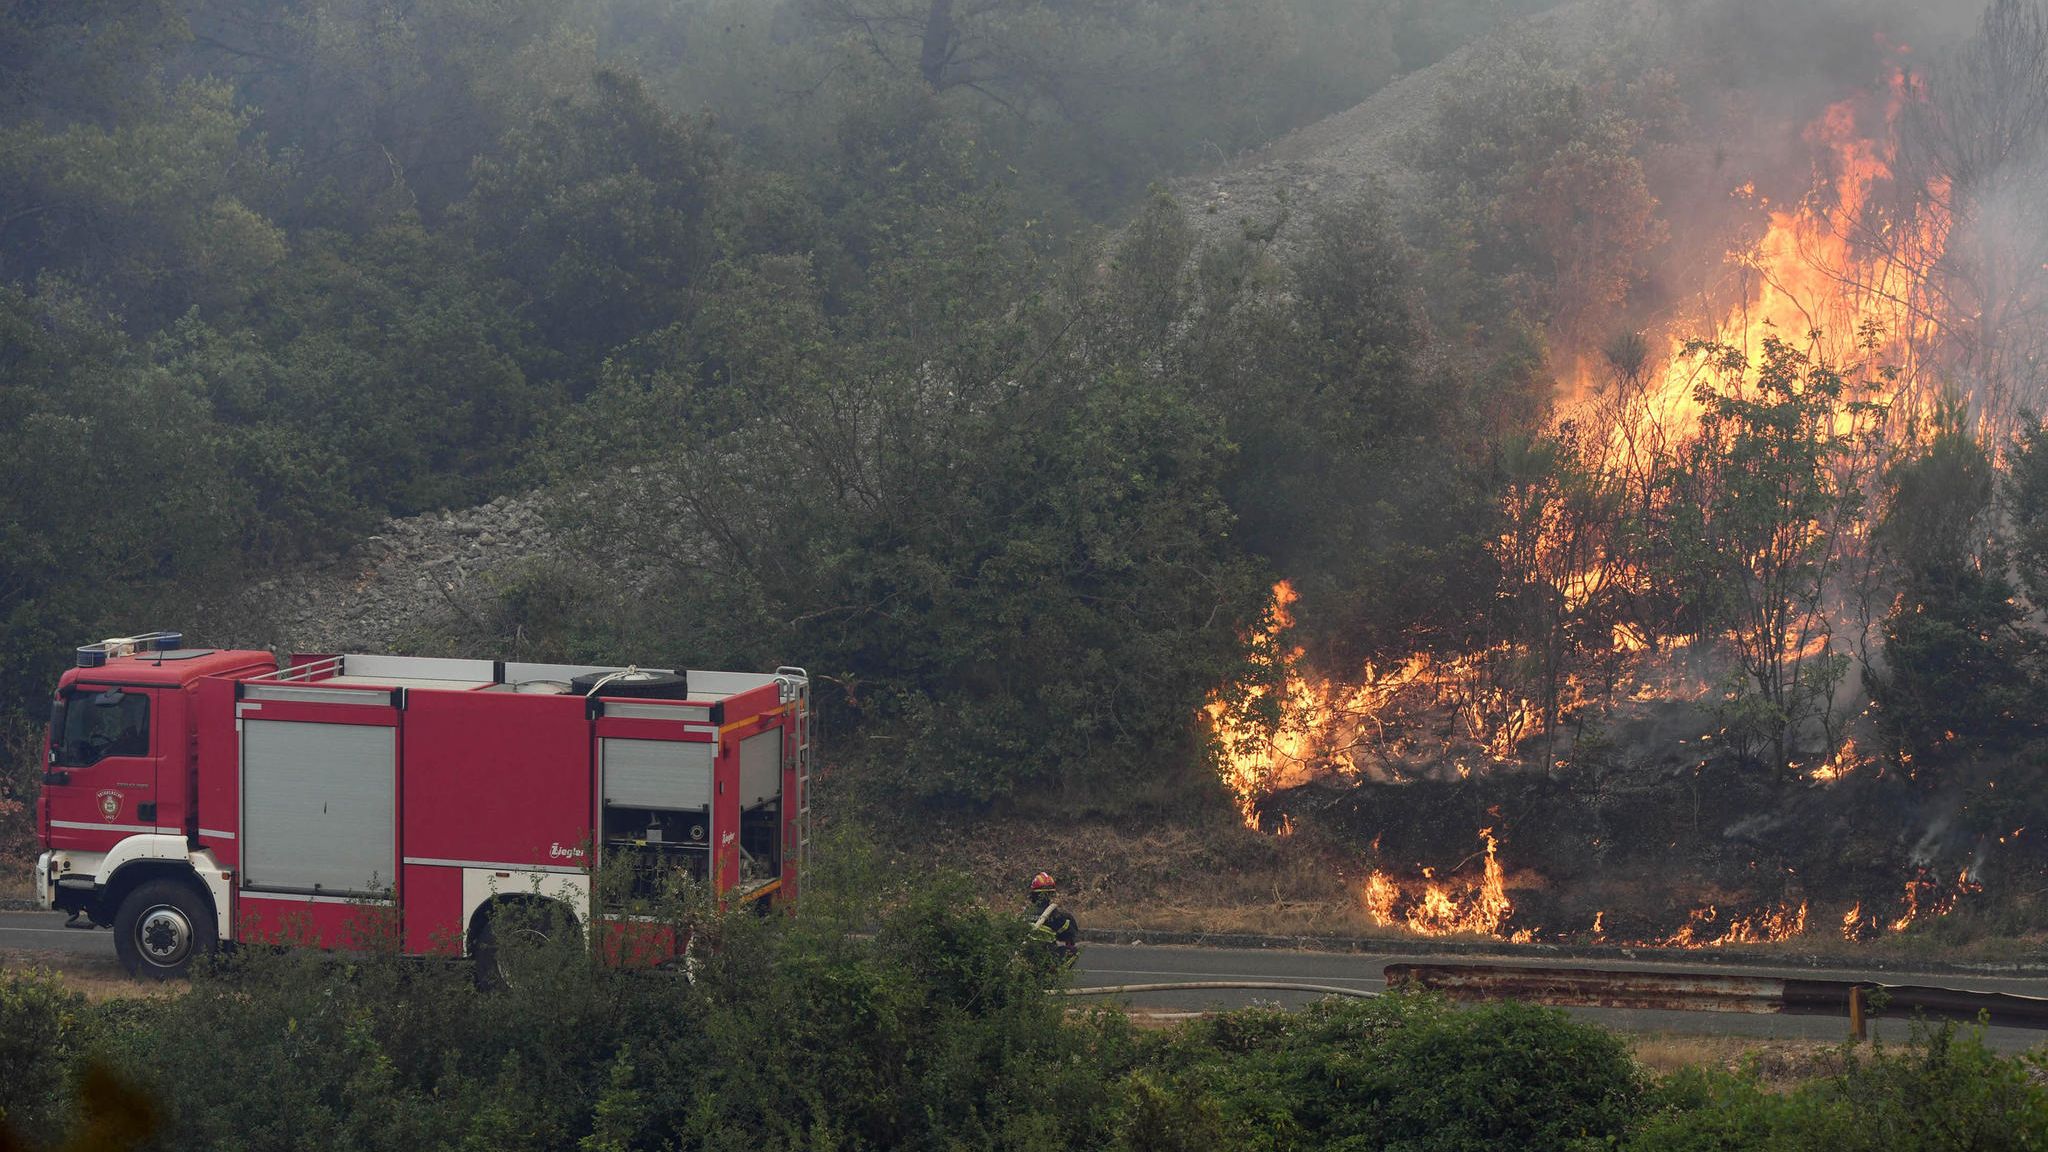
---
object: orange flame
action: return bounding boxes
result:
[1361,828,1534,942]
[1889,867,1981,933]
[1205,580,1308,829]
[1205,63,1954,829]
[1206,60,1982,954]
[1812,738,1871,782]
[1661,900,1810,948]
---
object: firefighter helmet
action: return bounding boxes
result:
[1029,871,1057,894]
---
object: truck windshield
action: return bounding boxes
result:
[54,689,150,767]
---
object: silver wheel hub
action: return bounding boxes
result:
[138,905,192,966]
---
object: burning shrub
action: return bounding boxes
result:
[1663,337,1887,774]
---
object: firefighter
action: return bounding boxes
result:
[1027,871,1078,964]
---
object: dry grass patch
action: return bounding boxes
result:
[0,949,167,1003]
[0,856,33,901]
[892,810,1382,935]
[1631,1034,1844,1090]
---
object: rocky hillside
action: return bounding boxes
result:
[1172,0,1621,250]
[193,494,563,655]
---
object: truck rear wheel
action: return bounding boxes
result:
[471,899,581,990]
[113,878,218,980]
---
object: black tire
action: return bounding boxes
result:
[113,878,217,980]
[470,899,581,991]
[570,670,688,700]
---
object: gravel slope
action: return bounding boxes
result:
[1171,0,1629,251]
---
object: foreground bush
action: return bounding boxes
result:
[0,969,89,1137]
[1122,996,1643,1151]
[62,881,1126,1152]
[1627,1022,2048,1151]
[6,875,2048,1151]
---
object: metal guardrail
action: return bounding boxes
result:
[1061,981,1379,1000]
[1054,965,2048,1038]
[1386,963,2048,1035]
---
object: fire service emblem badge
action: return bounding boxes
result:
[97,790,121,822]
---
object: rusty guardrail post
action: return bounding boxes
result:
[1849,984,1866,1041]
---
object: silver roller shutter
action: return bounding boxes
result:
[603,738,713,811]
[242,719,396,894]
[738,729,781,809]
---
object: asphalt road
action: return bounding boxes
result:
[5,911,2043,1050]
[0,910,116,958]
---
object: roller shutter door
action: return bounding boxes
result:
[738,729,781,809]
[242,719,396,894]
[603,738,713,811]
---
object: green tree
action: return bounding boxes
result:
[463,68,724,388]
[2005,408,2048,608]
[1409,39,1673,358]
[1868,400,2036,759]
[1187,198,1502,672]
[0,283,239,713]
[180,0,577,228]
[1668,337,1885,773]
[0,77,287,329]
[552,180,1269,809]
[0,0,186,125]
[251,223,549,513]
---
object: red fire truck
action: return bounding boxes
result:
[32,631,812,978]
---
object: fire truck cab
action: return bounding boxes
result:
[35,632,812,978]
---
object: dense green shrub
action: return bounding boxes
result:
[55,868,1126,1152]
[0,969,90,1139]
[1126,995,1645,1152]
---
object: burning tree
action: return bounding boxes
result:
[1494,421,1626,765]
[1864,0,2048,440]
[1665,336,1887,773]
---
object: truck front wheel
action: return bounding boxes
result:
[113,879,218,980]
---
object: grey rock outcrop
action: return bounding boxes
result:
[196,493,561,656]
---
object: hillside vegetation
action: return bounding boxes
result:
[7,1,2048,947]
[0,0,1566,825]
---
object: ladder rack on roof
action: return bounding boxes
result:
[778,667,813,872]
[256,655,344,683]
